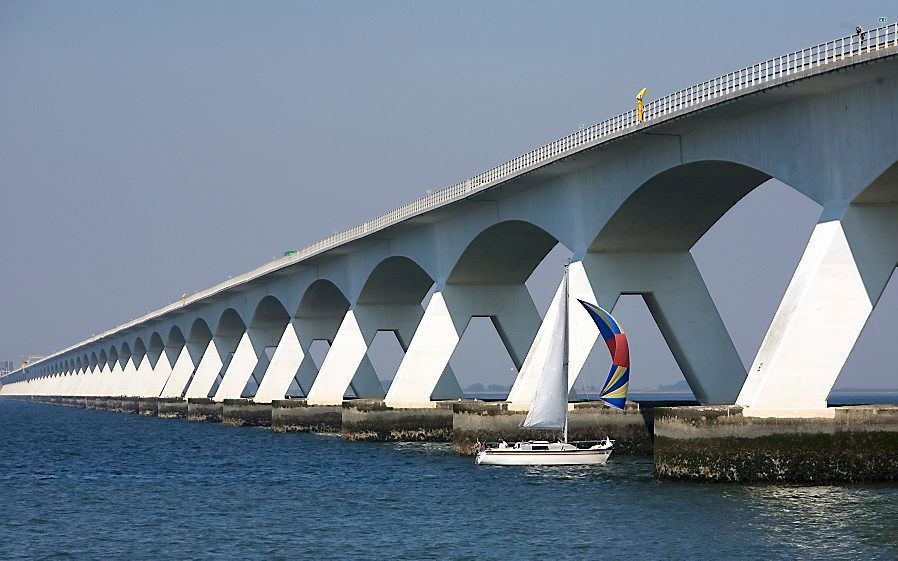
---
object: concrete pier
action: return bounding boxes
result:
[452,400,653,456]
[187,397,222,423]
[101,397,119,411]
[62,397,86,408]
[654,405,898,483]
[116,397,140,414]
[138,397,158,416]
[271,399,342,433]
[222,399,271,427]
[157,398,188,419]
[342,399,454,442]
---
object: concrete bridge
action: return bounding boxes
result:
[4,26,898,419]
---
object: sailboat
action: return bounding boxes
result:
[475,263,630,466]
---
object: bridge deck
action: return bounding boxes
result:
[6,24,898,378]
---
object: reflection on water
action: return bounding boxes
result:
[730,484,898,557]
[0,400,896,560]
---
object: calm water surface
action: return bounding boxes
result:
[1,399,897,560]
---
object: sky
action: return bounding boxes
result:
[1,1,896,391]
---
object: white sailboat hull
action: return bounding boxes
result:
[476,441,612,466]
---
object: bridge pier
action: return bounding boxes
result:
[581,252,747,405]
[253,321,307,403]
[138,397,158,416]
[117,397,139,414]
[159,346,196,398]
[341,399,454,442]
[222,398,271,427]
[654,405,898,483]
[384,285,537,408]
[183,340,226,400]
[157,397,188,419]
[271,399,342,433]
[187,397,222,422]
[738,207,898,415]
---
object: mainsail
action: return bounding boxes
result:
[522,270,569,430]
[578,300,630,410]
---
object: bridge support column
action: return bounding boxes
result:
[581,251,746,404]
[74,367,95,397]
[253,321,305,403]
[125,357,153,397]
[212,330,266,402]
[159,346,196,398]
[141,353,173,398]
[99,361,123,396]
[306,305,426,406]
[214,323,295,402]
[114,360,135,396]
[384,285,538,408]
[183,340,224,399]
[738,207,898,416]
[302,310,381,404]
[84,365,106,396]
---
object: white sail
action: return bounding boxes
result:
[522,280,568,429]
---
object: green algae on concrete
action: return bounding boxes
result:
[116,397,140,414]
[654,405,898,483]
[342,399,453,442]
[222,399,272,427]
[452,400,653,456]
[138,398,159,416]
[271,399,342,433]
[187,397,222,423]
[157,398,188,419]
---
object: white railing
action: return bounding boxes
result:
[11,23,898,376]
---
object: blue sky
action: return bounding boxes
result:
[1,1,896,390]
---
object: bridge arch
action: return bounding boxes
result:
[215,308,246,339]
[358,256,434,305]
[98,349,108,369]
[187,318,213,347]
[148,332,165,364]
[251,295,291,327]
[118,341,132,367]
[589,160,773,252]
[296,279,350,319]
[447,220,561,285]
[166,325,186,356]
[132,337,147,367]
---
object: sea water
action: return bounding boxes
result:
[1,399,897,560]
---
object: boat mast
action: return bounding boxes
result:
[562,261,570,444]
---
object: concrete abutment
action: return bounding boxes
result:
[157,398,188,419]
[271,399,342,433]
[187,397,222,423]
[222,399,272,427]
[654,405,898,483]
[138,397,158,416]
[342,399,454,442]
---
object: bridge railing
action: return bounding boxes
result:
[11,23,898,375]
[644,24,898,120]
[283,23,898,268]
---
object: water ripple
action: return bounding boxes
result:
[1,399,897,560]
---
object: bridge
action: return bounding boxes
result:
[4,25,898,420]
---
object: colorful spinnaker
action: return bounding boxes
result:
[578,300,630,410]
